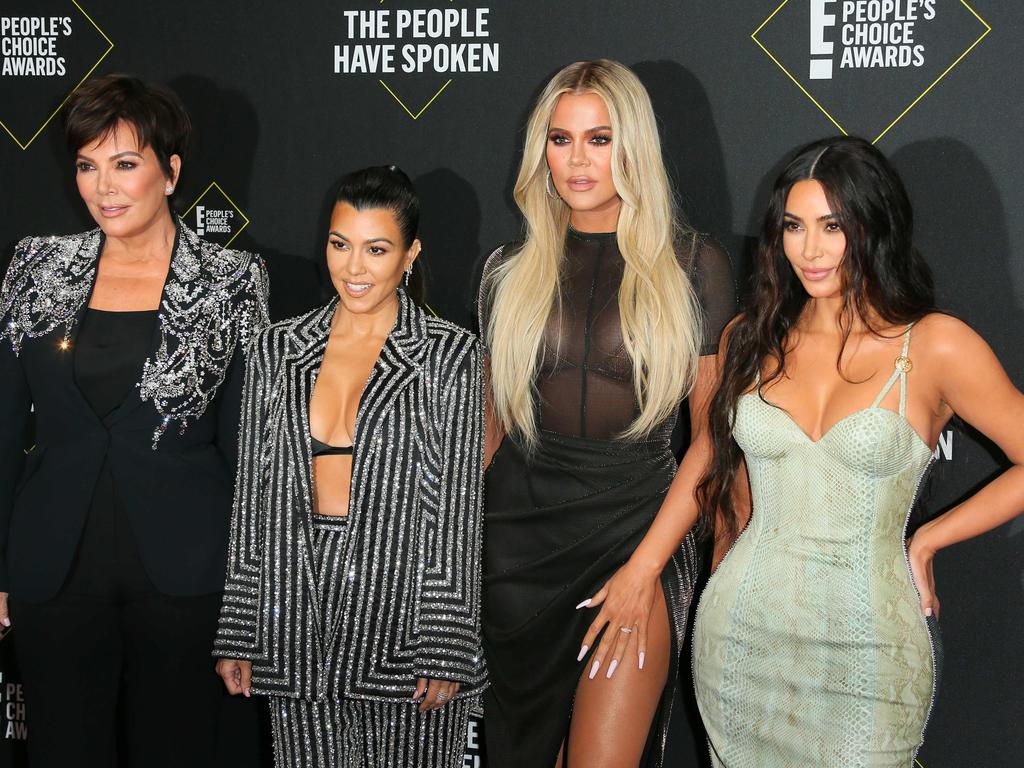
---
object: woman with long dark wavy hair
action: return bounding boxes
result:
[691,136,1024,765]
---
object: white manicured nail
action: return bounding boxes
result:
[589,660,600,679]
[606,659,619,678]
[576,645,588,662]
[639,651,645,670]
[575,599,591,610]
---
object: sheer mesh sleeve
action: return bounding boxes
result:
[679,232,737,357]
[475,243,517,345]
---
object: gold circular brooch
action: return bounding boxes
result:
[894,355,913,373]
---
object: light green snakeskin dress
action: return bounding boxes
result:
[693,328,936,767]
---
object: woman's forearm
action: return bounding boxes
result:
[914,464,1024,554]
[628,435,709,577]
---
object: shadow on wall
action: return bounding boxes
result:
[43,100,95,237]
[895,137,1015,520]
[636,58,735,768]
[171,74,321,323]
[466,62,553,336]
[414,168,482,328]
[892,137,1023,768]
[895,137,1017,526]
[634,60,731,245]
[165,74,277,768]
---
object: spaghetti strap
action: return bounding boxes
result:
[870,323,915,416]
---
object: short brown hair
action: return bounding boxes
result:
[63,74,191,179]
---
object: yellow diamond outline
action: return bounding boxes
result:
[752,0,992,143]
[183,181,251,249]
[374,0,456,120]
[0,0,115,151]
[378,77,453,119]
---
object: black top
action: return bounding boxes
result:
[310,433,354,456]
[533,228,735,439]
[69,308,159,595]
[74,308,158,419]
[0,222,269,600]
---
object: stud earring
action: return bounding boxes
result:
[165,184,174,194]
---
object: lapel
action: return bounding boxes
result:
[282,299,335,639]
[66,222,192,430]
[102,223,186,429]
[283,289,429,643]
[6,220,239,438]
[57,231,105,427]
[352,287,429,447]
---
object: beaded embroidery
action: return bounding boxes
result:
[0,220,270,447]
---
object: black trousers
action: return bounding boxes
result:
[8,464,227,768]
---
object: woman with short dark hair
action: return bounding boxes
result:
[0,73,269,767]
[215,166,485,768]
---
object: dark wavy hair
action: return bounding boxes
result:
[63,73,191,181]
[696,136,936,543]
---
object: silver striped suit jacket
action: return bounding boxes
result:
[214,289,486,702]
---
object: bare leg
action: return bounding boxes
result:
[564,582,671,767]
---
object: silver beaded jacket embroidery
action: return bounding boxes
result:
[214,290,487,703]
[0,221,270,447]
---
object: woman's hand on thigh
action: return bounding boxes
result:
[414,677,461,712]
[575,558,660,679]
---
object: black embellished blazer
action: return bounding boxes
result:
[214,290,487,702]
[0,221,269,600]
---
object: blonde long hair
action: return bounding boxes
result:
[485,59,703,446]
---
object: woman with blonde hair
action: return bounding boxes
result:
[479,59,734,766]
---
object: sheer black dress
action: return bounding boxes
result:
[478,227,735,767]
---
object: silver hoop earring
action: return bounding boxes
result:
[545,170,559,200]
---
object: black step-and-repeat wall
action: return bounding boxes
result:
[1,1,1021,766]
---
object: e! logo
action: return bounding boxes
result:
[810,0,838,79]
[184,184,249,248]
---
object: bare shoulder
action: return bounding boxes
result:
[911,312,992,366]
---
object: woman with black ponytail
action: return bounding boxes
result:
[691,136,1024,765]
[214,166,485,768]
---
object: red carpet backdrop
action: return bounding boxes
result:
[1,1,1021,766]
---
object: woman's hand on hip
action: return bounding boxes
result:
[907,532,940,620]
[216,658,253,697]
[575,558,660,679]
[414,678,460,712]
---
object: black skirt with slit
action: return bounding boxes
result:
[481,430,700,768]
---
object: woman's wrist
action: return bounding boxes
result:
[909,520,940,557]
[628,548,667,579]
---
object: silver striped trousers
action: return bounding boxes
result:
[269,514,471,768]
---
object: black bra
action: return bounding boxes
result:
[310,434,354,456]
